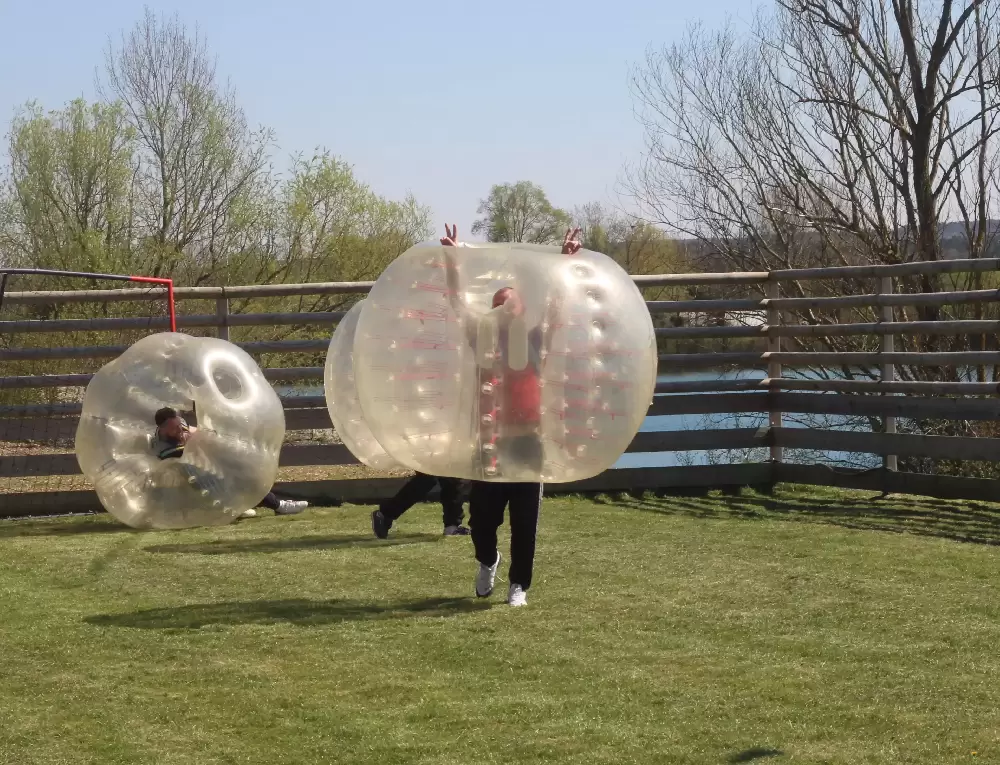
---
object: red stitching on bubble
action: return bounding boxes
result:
[414,282,453,296]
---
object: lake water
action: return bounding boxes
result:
[619,370,867,469]
[286,368,870,470]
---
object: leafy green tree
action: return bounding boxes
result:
[471,181,571,243]
[3,99,137,274]
[280,151,431,284]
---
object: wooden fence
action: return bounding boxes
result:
[4,257,1000,518]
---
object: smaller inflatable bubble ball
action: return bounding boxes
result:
[75,333,285,529]
[353,241,657,483]
[323,299,401,471]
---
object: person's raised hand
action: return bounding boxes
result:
[441,224,459,247]
[561,227,582,255]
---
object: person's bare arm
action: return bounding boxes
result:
[440,223,465,316]
[438,223,479,347]
[540,228,583,354]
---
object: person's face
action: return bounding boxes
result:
[492,288,524,317]
[160,416,185,441]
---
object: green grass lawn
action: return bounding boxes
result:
[2,485,1000,764]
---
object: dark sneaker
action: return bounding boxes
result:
[443,525,471,536]
[371,509,391,539]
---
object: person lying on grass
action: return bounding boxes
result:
[152,406,308,519]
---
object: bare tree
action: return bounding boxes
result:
[630,0,1000,371]
[632,1,1000,262]
[629,1,1000,476]
[573,201,684,275]
[99,8,273,280]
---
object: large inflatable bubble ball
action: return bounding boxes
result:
[353,242,657,483]
[323,300,402,471]
[75,333,286,529]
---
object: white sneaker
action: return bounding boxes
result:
[508,584,527,607]
[475,552,501,598]
[238,509,257,519]
[275,500,308,515]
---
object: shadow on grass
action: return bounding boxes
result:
[593,488,1000,547]
[144,532,438,555]
[85,596,488,629]
[87,535,142,578]
[729,749,784,762]
[0,518,131,539]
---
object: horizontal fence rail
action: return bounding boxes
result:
[2,281,376,304]
[6,255,1000,517]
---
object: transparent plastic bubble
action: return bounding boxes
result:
[322,300,402,471]
[353,242,657,482]
[75,333,285,529]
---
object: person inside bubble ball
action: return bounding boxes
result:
[371,472,471,538]
[440,224,582,607]
[152,406,309,519]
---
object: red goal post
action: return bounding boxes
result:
[0,267,177,516]
[0,268,176,332]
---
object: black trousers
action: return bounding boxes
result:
[470,434,544,590]
[470,481,543,591]
[164,455,281,512]
[380,472,469,527]
[257,492,280,511]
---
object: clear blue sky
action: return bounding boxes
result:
[0,0,750,237]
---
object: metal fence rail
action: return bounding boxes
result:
[4,257,1000,517]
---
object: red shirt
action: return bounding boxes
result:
[498,326,543,425]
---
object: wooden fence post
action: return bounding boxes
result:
[766,277,783,465]
[880,276,897,472]
[216,295,230,342]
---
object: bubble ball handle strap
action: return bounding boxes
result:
[476,312,501,476]
[479,371,501,477]
[440,227,504,477]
